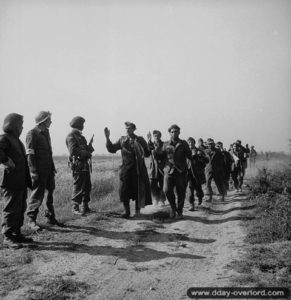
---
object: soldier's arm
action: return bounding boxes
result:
[106,138,121,154]
[26,130,38,174]
[0,135,9,163]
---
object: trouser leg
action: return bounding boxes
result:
[72,171,85,207]
[27,175,47,221]
[187,179,195,204]
[206,172,213,199]
[2,189,27,236]
[163,173,176,211]
[82,172,92,207]
[195,182,204,203]
[176,173,187,214]
[45,172,55,219]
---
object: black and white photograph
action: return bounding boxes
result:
[0,0,290,299]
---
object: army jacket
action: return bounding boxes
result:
[26,126,55,175]
[0,133,32,190]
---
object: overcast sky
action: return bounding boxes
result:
[0,0,290,154]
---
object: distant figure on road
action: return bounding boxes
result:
[235,140,250,176]
[204,138,226,202]
[249,146,257,169]
[230,142,245,192]
[147,130,166,206]
[66,116,94,215]
[216,141,233,192]
[187,137,207,211]
[26,111,63,231]
[104,122,152,218]
[155,124,192,219]
[0,113,33,249]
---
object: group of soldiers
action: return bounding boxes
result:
[105,122,253,219]
[0,112,255,249]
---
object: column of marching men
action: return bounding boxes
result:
[0,112,256,249]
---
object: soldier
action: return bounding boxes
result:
[0,113,33,249]
[187,137,207,211]
[66,116,94,215]
[147,130,166,205]
[204,138,226,202]
[104,122,152,218]
[216,141,234,191]
[156,124,192,219]
[235,140,250,176]
[230,142,245,191]
[249,145,257,169]
[26,111,63,231]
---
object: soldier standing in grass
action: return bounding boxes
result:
[156,124,192,219]
[0,113,34,249]
[66,116,94,215]
[147,130,166,206]
[26,111,63,231]
[104,122,152,218]
[204,138,226,202]
[187,137,208,211]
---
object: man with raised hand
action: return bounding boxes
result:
[0,113,33,249]
[104,122,152,218]
[66,116,94,215]
[26,111,63,231]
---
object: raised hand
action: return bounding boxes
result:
[147,131,152,142]
[104,127,110,139]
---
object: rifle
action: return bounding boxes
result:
[89,134,94,146]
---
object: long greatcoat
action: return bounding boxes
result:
[106,135,152,208]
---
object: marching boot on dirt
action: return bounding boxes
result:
[104,122,152,218]
[187,138,207,211]
[26,111,63,231]
[147,130,166,206]
[204,138,226,202]
[66,116,94,215]
[0,113,34,249]
[216,141,234,192]
[155,124,192,219]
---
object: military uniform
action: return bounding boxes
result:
[204,145,226,200]
[157,133,192,217]
[249,147,257,169]
[187,147,207,208]
[148,139,166,204]
[66,119,94,214]
[0,113,32,248]
[106,129,152,217]
[230,146,245,190]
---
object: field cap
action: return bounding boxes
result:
[35,111,51,125]
[124,121,136,130]
[168,124,180,133]
[70,116,85,130]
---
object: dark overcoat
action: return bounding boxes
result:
[0,133,31,190]
[106,135,152,207]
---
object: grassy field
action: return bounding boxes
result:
[231,154,291,289]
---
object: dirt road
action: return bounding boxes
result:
[2,189,254,300]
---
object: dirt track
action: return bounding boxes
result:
[3,189,255,300]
